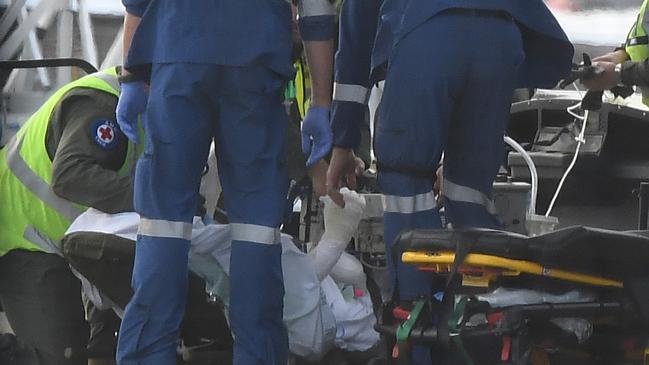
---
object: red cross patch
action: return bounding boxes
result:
[92,120,119,149]
[99,126,113,142]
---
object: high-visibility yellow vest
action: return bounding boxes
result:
[0,68,140,256]
[285,56,312,120]
[626,0,649,105]
[294,56,312,119]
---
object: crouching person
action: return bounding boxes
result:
[0,67,140,365]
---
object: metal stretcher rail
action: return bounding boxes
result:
[402,251,624,288]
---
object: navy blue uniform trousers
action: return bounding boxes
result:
[117,64,289,365]
[375,11,524,364]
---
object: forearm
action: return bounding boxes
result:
[312,238,347,281]
[297,0,336,107]
[52,161,134,213]
[121,12,141,75]
[613,49,630,64]
[304,40,334,107]
[330,0,380,148]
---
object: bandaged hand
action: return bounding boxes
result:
[320,187,366,244]
[312,188,366,281]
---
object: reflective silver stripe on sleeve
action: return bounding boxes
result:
[298,0,336,17]
[93,71,120,93]
[24,225,62,256]
[138,218,192,240]
[443,179,498,215]
[333,83,369,105]
[230,223,280,245]
[6,138,84,221]
[383,191,436,214]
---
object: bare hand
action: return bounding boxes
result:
[592,50,629,65]
[582,61,618,91]
[326,147,364,207]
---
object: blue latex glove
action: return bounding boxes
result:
[116,81,148,143]
[301,106,333,167]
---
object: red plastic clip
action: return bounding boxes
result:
[501,335,512,361]
[487,312,503,329]
[392,306,411,321]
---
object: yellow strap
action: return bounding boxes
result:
[402,251,623,288]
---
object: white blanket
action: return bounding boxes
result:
[66,209,378,359]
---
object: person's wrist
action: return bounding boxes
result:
[309,104,330,113]
[310,100,331,109]
[614,49,630,64]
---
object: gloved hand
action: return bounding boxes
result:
[320,187,366,243]
[116,81,148,143]
[301,105,333,167]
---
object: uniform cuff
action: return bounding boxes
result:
[331,101,365,148]
[299,15,335,41]
[125,5,145,17]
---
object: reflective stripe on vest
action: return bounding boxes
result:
[24,225,61,255]
[5,138,83,221]
[94,71,121,94]
[626,0,649,105]
[626,0,649,61]
[0,67,137,256]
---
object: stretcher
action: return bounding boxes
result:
[376,226,649,365]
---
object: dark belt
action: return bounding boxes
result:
[628,35,649,47]
[443,7,512,21]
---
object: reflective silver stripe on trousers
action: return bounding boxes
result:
[230,223,280,245]
[443,179,498,215]
[333,83,369,105]
[384,191,436,214]
[93,71,120,93]
[138,218,193,240]
[24,225,61,256]
[5,138,84,221]
[298,0,336,17]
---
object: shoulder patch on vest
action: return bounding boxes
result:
[92,120,119,150]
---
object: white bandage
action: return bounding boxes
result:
[320,188,366,243]
[311,188,366,281]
